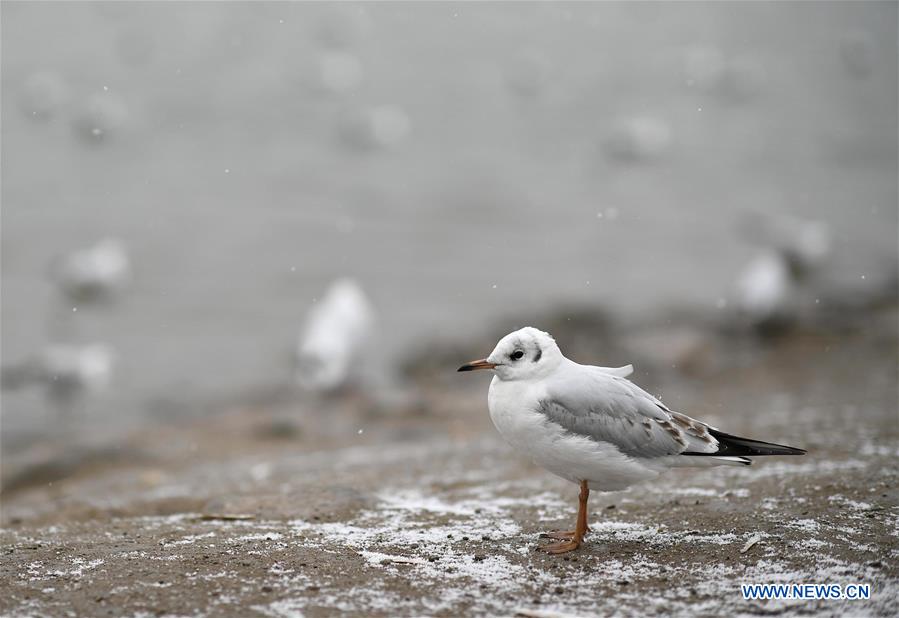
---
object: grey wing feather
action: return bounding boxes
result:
[537,369,718,458]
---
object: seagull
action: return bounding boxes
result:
[51,238,131,303]
[2,343,115,410]
[295,278,375,392]
[739,213,832,280]
[458,327,805,554]
[734,250,792,324]
[734,214,832,327]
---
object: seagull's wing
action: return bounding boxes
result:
[536,368,718,458]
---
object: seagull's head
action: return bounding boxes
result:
[458,327,563,381]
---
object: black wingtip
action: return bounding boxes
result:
[684,429,807,458]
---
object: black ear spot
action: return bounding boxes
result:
[533,348,542,362]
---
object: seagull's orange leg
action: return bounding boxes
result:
[540,520,592,540]
[539,480,590,554]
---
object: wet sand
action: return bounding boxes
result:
[2,308,898,616]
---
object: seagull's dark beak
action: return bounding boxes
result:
[457,359,497,372]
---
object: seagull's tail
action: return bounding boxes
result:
[712,456,752,466]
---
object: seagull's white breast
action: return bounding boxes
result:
[487,376,659,492]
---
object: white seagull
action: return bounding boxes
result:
[734,250,792,323]
[51,238,131,303]
[459,327,805,554]
[296,278,375,392]
[2,343,115,407]
[734,214,832,327]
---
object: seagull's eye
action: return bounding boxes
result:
[510,350,524,361]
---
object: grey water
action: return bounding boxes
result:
[2,2,897,448]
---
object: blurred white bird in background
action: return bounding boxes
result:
[733,213,832,327]
[735,250,792,324]
[740,212,832,278]
[2,343,116,412]
[295,278,375,393]
[50,238,131,304]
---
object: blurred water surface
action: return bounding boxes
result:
[2,2,897,445]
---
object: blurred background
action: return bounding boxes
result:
[2,1,897,499]
[2,3,898,615]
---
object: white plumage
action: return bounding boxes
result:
[3,343,115,404]
[482,328,738,492]
[51,238,131,303]
[295,278,374,392]
[735,250,792,321]
[734,214,832,325]
[740,213,832,277]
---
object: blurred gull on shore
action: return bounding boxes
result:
[734,214,832,328]
[735,251,793,326]
[50,238,131,304]
[2,343,116,408]
[740,213,832,279]
[295,278,375,393]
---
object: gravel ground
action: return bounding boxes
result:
[2,311,898,617]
